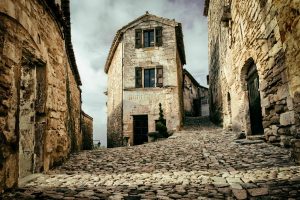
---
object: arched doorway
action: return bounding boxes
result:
[247,63,264,135]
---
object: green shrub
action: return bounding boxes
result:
[156,103,168,138]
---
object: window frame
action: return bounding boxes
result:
[143,29,155,48]
[135,27,163,49]
[135,66,163,88]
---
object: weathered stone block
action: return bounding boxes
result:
[278,127,291,135]
[280,135,293,147]
[268,135,280,143]
[270,115,280,124]
[286,96,293,110]
[280,111,295,126]
[276,85,289,100]
[275,104,284,114]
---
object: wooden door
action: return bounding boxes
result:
[133,115,148,145]
[19,64,36,178]
[247,66,264,135]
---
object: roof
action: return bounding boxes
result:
[203,0,210,16]
[41,0,82,85]
[183,69,208,89]
[104,12,186,73]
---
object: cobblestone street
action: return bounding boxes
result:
[2,123,300,199]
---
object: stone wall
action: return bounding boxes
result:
[107,42,123,148]
[81,111,93,150]
[0,0,85,192]
[205,0,300,158]
[183,70,201,116]
[200,87,209,116]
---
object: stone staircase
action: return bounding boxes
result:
[183,116,218,130]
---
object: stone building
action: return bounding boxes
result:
[105,12,186,147]
[0,0,93,192]
[204,1,300,160]
[183,69,209,117]
[81,111,93,150]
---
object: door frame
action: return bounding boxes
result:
[246,63,264,135]
[132,115,148,145]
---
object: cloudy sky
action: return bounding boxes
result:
[70,0,208,147]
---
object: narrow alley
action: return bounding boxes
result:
[2,118,300,199]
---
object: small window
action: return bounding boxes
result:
[144,68,155,87]
[144,30,154,48]
[135,67,142,88]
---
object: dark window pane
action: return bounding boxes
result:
[150,69,155,87]
[144,69,155,88]
[144,30,154,48]
[144,31,149,47]
[149,30,154,47]
[144,69,150,87]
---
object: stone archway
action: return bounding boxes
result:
[241,58,264,135]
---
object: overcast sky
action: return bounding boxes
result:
[70,0,208,147]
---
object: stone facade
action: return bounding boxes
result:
[105,13,186,147]
[204,1,300,160]
[0,0,92,192]
[183,69,209,117]
[81,111,93,150]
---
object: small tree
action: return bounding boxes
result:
[156,103,168,138]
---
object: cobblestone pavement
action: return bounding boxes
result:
[2,126,300,199]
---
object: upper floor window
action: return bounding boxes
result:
[135,66,163,88]
[144,30,154,48]
[135,27,163,48]
[144,68,155,87]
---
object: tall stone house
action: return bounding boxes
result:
[204,1,300,161]
[105,13,186,147]
[0,0,93,192]
[183,69,209,117]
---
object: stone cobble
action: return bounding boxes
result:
[2,127,300,199]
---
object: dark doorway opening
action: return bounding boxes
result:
[193,99,201,116]
[247,64,264,135]
[133,115,148,145]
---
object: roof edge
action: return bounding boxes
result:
[104,13,184,73]
[183,69,207,89]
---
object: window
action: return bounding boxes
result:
[144,30,154,48]
[144,69,155,87]
[135,66,163,88]
[135,27,163,48]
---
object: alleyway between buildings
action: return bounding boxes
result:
[2,117,300,199]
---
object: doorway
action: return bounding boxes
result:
[18,64,36,178]
[133,115,148,145]
[247,64,264,135]
[193,99,200,116]
[18,53,46,179]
